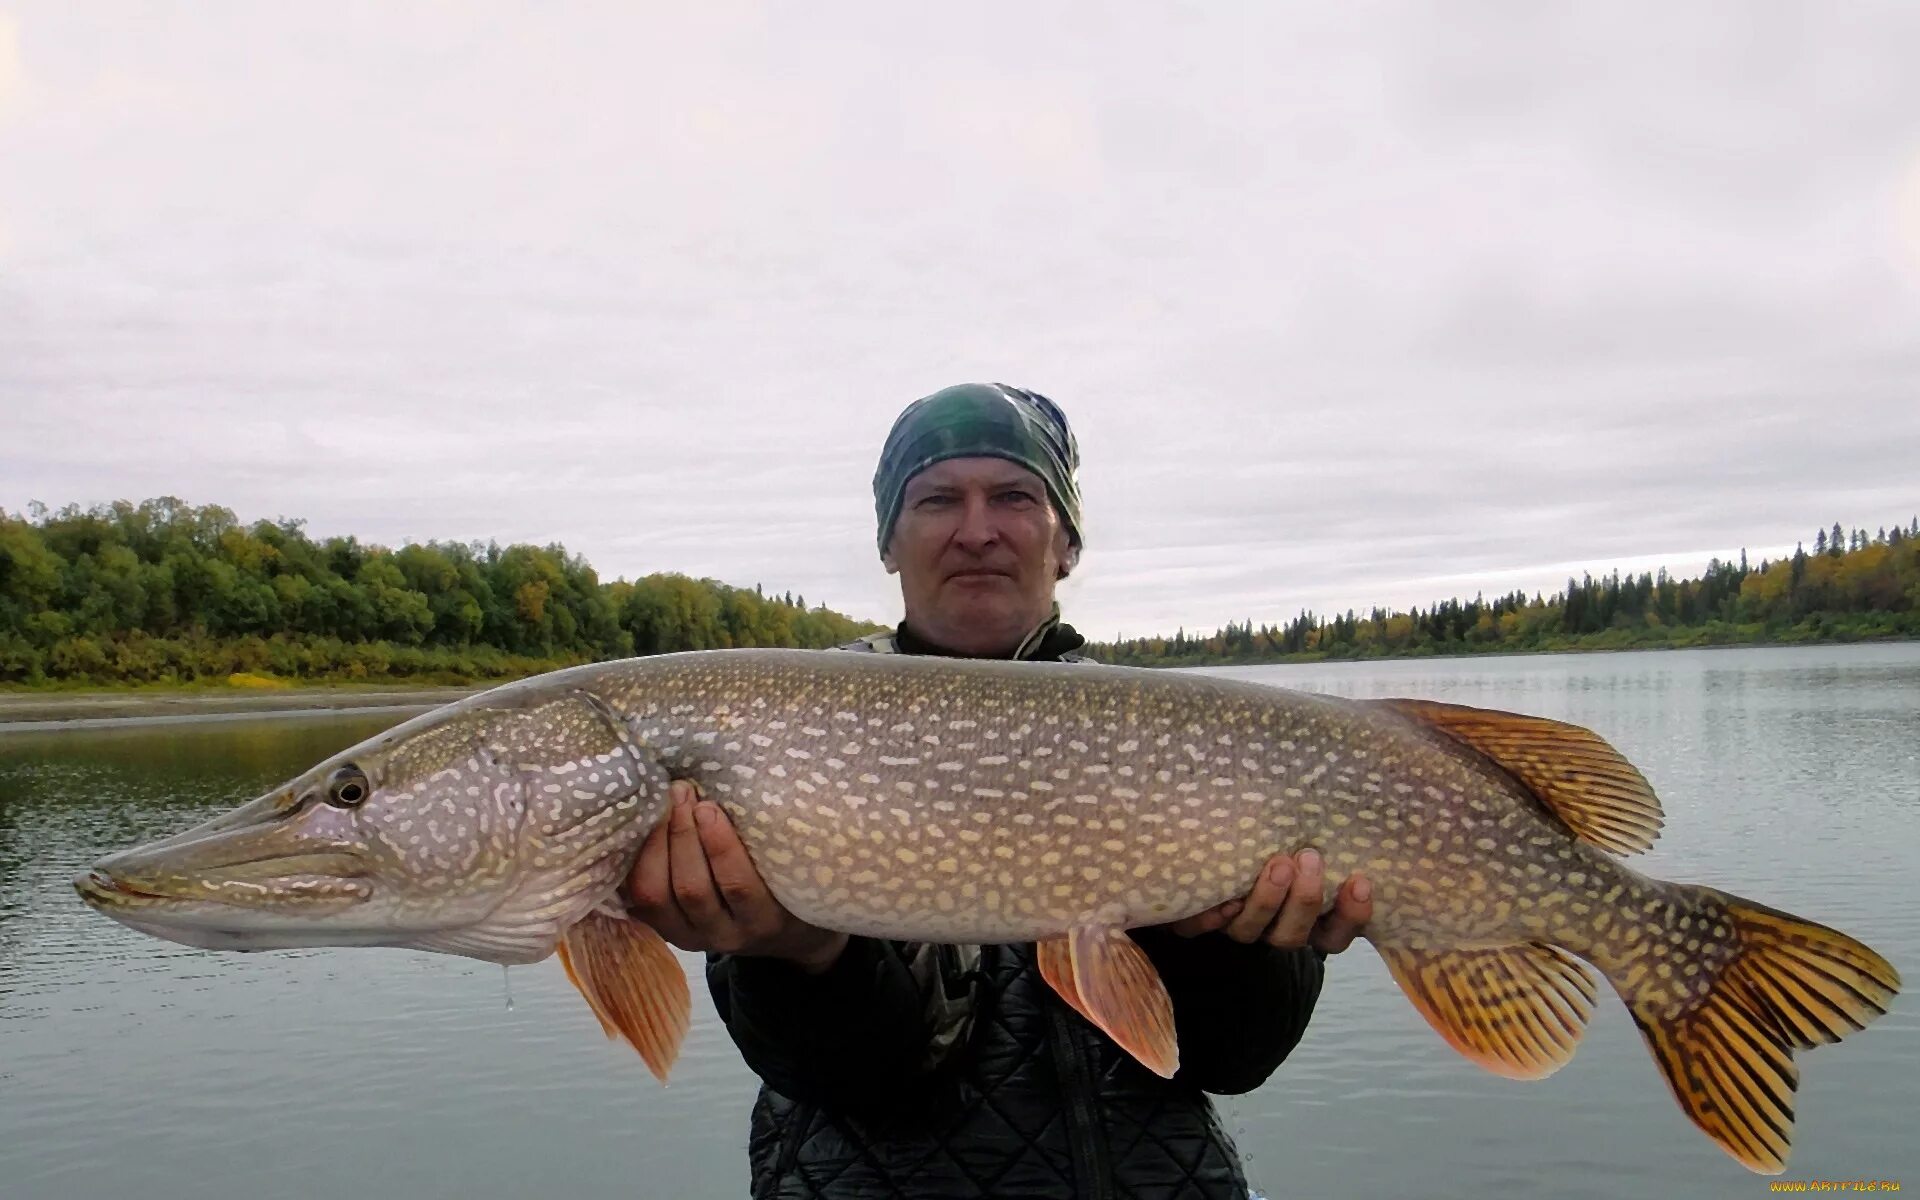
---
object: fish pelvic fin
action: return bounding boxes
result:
[1373,698,1664,855]
[1613,886,1900,1175]
[1038,927,1180,1079]
[1378,942,1598,1080]
[557,910,691,1085]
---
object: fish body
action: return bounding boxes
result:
[76,649,1899,1173]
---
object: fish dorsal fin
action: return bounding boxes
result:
[1037,927,1180,1078]
[1374,698,1664,855]
[1378,942,1599,1080]
[556,910,690,1084]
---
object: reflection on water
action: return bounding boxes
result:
[2,644,1916,1200]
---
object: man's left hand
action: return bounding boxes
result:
[1160,849,1371,954]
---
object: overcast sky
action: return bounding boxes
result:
[3,4,1918,640]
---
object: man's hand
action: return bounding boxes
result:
[622,780,849,974]
[1160,849,1372,954]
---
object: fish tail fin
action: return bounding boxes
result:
[557,909,691,1085]
[1613,885,1899,1175]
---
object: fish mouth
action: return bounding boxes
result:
[75,859,379,954]
[76,869,173,904]
[74,856,374,914]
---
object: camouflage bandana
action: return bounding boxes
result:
[873,383,1083,556]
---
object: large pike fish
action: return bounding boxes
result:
[76,650,1897,1173]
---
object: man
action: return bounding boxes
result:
[624,383,1372,1198]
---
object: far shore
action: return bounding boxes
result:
[3,635,1913,729]
[0,683,488,727]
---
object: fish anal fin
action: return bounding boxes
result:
[1378,942,1598,1081]
[559,910,690,1084]
[1374,698,1664,855]
[1039,927,1180,1078]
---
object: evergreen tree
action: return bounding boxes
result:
[1087,513,1920,667]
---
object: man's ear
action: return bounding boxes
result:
[882,549,900,575]
[1056,536,1080,581]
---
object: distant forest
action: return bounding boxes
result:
[3,500,1915,687]
[0,499,878,686]
[1092,519,1920,667]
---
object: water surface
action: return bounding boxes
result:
[2,644,1914,1198]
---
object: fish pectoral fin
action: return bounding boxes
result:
[1036,936,1084,1014]
[555,935,618,1040]
[1037,927,1180,1079]
[1379,942,1598,1081]
[557,910,690,1085]
[1372,698,1664,855]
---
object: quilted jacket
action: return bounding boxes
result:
[706,617,1326,1198]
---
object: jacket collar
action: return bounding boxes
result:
[895,605,1087,662]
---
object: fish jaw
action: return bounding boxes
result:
[75,682,672,964]
[74,865,386,952]
[72,783,456,953]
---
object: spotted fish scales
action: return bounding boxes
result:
[613,655,1573,947]
[77,648,1899,1175]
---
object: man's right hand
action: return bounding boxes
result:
[622,779,849,974]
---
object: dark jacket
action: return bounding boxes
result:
[708,617,1325,1199]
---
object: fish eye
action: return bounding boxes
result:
[327,765,370,808]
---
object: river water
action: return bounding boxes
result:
[2,644,1915,1198]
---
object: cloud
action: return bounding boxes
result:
[2,3,1917,640]
[1899,155,1920,285]
[0,14,20,127]
[0,12,23,256]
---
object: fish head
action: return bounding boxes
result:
[76,685,670,964]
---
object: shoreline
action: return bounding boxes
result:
[0,683,487,728]
[3,636,1913,729]
[1105,631,1917,671]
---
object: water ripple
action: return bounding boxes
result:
[5,646,1917,1200]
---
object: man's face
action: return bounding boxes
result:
[883,457,1075,657]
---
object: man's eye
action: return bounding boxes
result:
[915,495,956,508]
[997,491,1036,505]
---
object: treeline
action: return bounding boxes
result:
[0,499,878,685]
[1095,519,1920,667]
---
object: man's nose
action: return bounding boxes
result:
[953,494,998,548]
